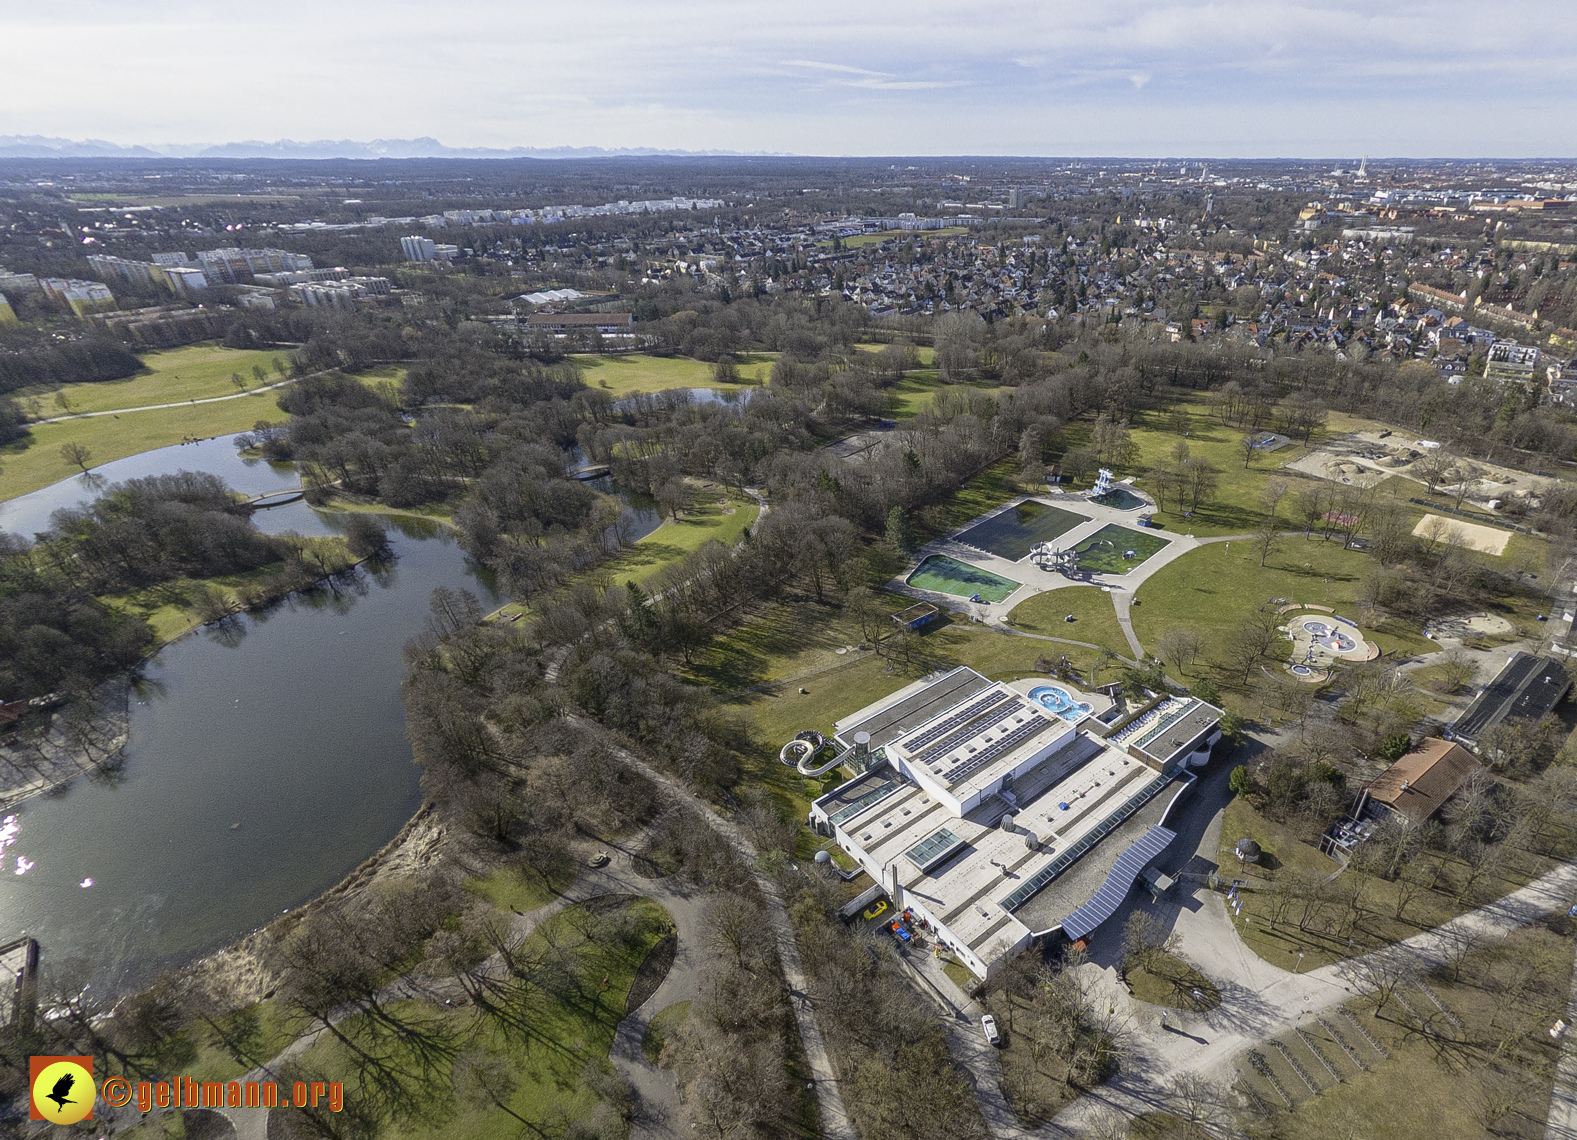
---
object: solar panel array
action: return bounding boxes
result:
[1059,825,1178,940]
[905,827,965,872]
[940,714,1051,785]
[909,701,1023,768]
[997,771,1175,913]
[896,690,1011,753]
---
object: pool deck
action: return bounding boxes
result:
[889,490,1208,656]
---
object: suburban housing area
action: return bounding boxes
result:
[7,153,1577,1140]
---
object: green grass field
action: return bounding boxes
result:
[885,371,1012,419]
[1006,586,1129,655]
[14,343,289,419]
[464,863,574,913]
[852,343,936,367]
[297,897,673,1140]
[487,487,759,622]
[1130,539,1434,661]
[821,226,969,249]
[571,352,777,398]
[1,396,289,503]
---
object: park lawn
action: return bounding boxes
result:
[1124,951,1220,1010]
[322,493,456,526]
[1006,586,1130,656]
[465,862,575,913]
[605,488,759,587]
[853,342,936,368]
[886,369,1011,419]
[1251,925,1575,1140]
[719,606,1108,824]
[1,397,276,502]
[12,343,289,420]
[571,352,777,397]
[351,363,408,394]
[184,999,298,1083]
[1219,797,1560,972]
[301,898,673,1140]
[1129,539,1433,663]
[485,488,758,624]
[822,226,970,249]
[1058,399,1305,537]
[101,535,354,645]
[641,1000,691,1065]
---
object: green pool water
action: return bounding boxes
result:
[1073,525,1170,574]
[907,555,1021,602]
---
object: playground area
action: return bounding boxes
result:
[954,499,1087,561]
[1281,607,1378,672]
[907,554,1021,602]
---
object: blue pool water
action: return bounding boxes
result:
[1029,685,1094,723]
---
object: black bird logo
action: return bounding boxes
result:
[45,1072,76,1111]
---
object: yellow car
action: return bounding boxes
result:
[862,900,889,922]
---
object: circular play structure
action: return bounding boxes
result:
[1278,605,1377,679]
[1301,619,1357,654]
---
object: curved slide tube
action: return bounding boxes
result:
[780,738,856,777]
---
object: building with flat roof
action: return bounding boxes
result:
[1451,652,1570,748]
[810,668,1221,977]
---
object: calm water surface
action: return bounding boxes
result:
[0,439,501,990]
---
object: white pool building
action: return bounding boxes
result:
[809,667,1223,978]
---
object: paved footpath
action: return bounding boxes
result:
[1547,930,1577,1139]
[31,374,303,423]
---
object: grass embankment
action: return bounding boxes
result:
[297,897,674,1139]
[1131,539,1436,663]
[1235,921,1575,1139]
[488,485,758,622]
[1006,586,1129,656]
[14,343,289,419]
[1,398,282,503]
[1218,796,1565,972]
[571,352,777,398]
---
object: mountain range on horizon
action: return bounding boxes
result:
[0,135,780,160]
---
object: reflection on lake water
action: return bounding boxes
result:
[0,444,501,991]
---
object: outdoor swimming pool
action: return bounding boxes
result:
[1072,525,1170,574]
[1090,487,1147,511]
[907,555,1021,603]
[1028,685,1094,723]
[954,500,1088,561]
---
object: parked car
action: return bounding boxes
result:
[862,899,889,922]
[981,1014,1001,1047]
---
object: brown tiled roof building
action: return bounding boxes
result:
[1363,738,1484,826]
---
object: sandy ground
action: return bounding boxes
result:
[180,805,452,1011]
[1411,512,1513,555]
[1287,429,1558,512]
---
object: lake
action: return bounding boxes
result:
[0,438,503,990]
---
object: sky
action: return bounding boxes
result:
[4,0,1576,157]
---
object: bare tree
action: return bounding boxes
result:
[60,441,94,473]
[1157,627,1203,674]
[1340,949,1419,1015]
